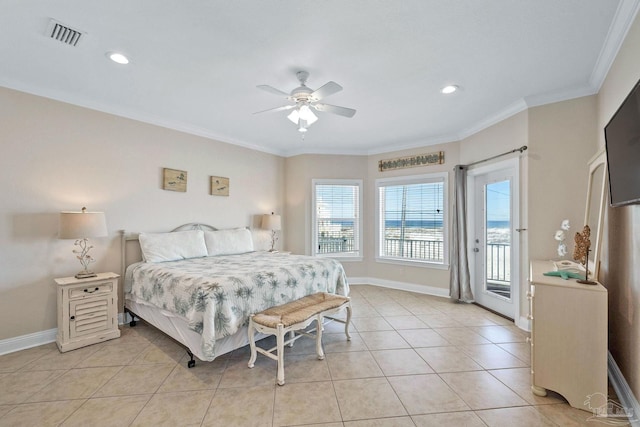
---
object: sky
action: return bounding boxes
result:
[486,180,511,222]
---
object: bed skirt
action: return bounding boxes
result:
[125,297,267,361]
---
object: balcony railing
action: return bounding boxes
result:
[317,237,355,254]
[383,238,443,261]
[318,237,511,283]
[486,243,510,282]
[317,236,444,261]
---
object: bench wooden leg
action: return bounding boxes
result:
[345,303,352,341]
[248,315,257,368]
[316,314,325,360]
[276,324,285,386]
[287,330,295,348]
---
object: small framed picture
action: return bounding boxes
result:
[163,168,187,192]
[210,176,229,196]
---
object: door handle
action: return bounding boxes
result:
[473,248,479,253]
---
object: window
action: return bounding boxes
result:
[376,173,448,266]
[312,179,362,259]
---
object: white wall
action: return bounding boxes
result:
[0,86,284,340]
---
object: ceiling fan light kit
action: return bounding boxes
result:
[256,71,356,133]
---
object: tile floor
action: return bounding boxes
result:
[0,285,629,426]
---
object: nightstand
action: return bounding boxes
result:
[55,272,120,352]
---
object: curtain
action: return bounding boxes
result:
[450,165,474,302]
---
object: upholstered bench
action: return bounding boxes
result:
[247,292,352,385]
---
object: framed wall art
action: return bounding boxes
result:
[210,176,229,196]
[163,168,187,192]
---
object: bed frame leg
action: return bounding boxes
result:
[125,308,137,327]
[186,350,196,368]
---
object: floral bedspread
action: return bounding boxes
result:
[126,252,349,360]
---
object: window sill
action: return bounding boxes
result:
[315,254,363,262]
[375,257,449,270]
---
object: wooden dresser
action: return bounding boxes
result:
[528,260,607,412]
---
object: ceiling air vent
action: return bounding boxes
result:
[46,19,83,47]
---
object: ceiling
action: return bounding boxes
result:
[1,1,638,157]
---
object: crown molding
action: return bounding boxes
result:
[589,0,640,92]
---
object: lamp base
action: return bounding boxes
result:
[75,271,97,279]
[577,279,597,285]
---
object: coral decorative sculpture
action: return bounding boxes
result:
[573,225,596,284]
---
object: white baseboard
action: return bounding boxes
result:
[0,328,57,356]
[0,315,132,356]
[118,312,129,325]
[516,315,531,332]
[608,351,640,426]
[348,277,450,298]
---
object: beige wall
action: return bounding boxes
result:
[284,154,368,277]
[527,96,599,261]
[364,143,459,290]
[597,11,640,397]
[0,86,284,341]
[459,111,529,166]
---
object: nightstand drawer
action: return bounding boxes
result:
[68,282,113,299]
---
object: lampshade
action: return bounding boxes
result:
[261,213,281,231]
[287,103,318,130]
[298,105,317,123]
[59,208,108,239]
[287,109,299,124]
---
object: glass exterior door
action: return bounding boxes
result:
[484,180,512,300]
[472,167,517,319]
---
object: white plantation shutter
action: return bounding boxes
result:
[312,180,362,257]
[377,173,447,264]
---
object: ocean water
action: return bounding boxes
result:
[383,220,510,229]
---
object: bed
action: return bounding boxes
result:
[120,224,350,366]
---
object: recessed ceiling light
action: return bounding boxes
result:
[441,85,459,94]
[107,52,129,65]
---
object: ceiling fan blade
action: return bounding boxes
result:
[310,81,342,101]
[257,85,290,97]
[313,103,356,118]
[253,105,295,115]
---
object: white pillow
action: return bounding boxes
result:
[204,228,254,256]
[139,230,208,263]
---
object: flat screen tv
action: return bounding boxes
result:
[604,77,640,207]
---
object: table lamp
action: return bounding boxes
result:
[261,212,281,252]
[59,207,108,278]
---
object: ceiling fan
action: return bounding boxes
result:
[255,71,356,132]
